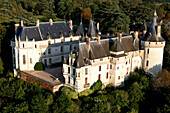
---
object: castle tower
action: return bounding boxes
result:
[141,10,165,76]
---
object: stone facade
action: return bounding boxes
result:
[11,11,165,92]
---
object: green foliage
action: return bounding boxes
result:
[106,83,113,88]
[0,57,4,74]
[61,86,78,99]
[91,80,102,91]
[79,89,93,97]
[34,62,45,71]
[128,82,144,103]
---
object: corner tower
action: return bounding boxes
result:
[141,10,165,76]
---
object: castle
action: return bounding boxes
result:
[11,11,165,92]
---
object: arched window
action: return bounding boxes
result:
[23,55,26,64]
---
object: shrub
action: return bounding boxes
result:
[61,86,78,99]
[106,83,113,88]
[79,89,93,97]
[34,62,45,71]
[91,80,102,91]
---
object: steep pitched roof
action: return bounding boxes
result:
[142,11,164,42]
[15,21,73,41]
[87,20,98,37]
[76,22,85,36]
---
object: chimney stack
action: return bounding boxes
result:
[134,31,138,38]
[49,19,53,25]
[86,38,90,51]
[69,20,73,30]
[20,18,24,27]
[107,33,110,36]
[97,35,100,44]
[97,22,99,31]
[36,19,39,26]
[157,24,161,37]
[15,24,19,32]
[117,33,122,43]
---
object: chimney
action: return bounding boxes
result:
[15,24,19,32]
[117,33,122,43]
[97,35,100,44]
[134,31,138,38]
[86,38,90,51]
[107,33,110,36]
[97,22,99,31]
[69,20,73,30]
[157,24,161,37]
[49,19,53,25]
[36,19,39,26]
[20,18,24,27]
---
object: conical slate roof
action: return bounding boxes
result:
[110,38,124,52]
[87,20,98,37]
[76,22,85,36]
[142,10,164,42]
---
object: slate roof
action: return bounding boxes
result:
[15,21,74,41]
[142,11,164,42]
[87,20,98,37]
[73,35,139,68]
[76,22,85,36]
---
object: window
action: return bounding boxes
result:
[61,39,63,43]
[73,77,76,85]
[23,44,24,48]
[100,58,103,61]
[110,65,112,69]
[118,76,120,80]
[35,44,37,48]
[78,73,80,77]
[68,67,70,73]
[85,77,88,85]
[107,64,109,69]
[99,66,101,71]
[68,76,70,83]
[147,49,149,54]
[70,45,72,51]
[73,69,75,75]
[74,46,76,50]
[48,48,51,54]
[85,68,88,75]
[61,46,63,52]
[62,56,64,62]
[98,74,101,80]
[106,72,108,79]
[44,52,46,55]
[49,58,52,64]
[146,60,149,66]
[127,67,129,74]
[126,61,128,65]
[23,55,26,64]
[30,58,32,64]
[117,67,119,70]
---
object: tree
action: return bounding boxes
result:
[91,80,102,91]
[128,82,144,103]
[61,86,78,99]
[34,62,45,71]
[97,1,130,35]
[81,8,92,22]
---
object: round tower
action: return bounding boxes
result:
[141,10,165,76]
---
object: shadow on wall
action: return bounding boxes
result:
[148,64,162,77]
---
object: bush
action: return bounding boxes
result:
[34,62,45,71]
[61,86,78,99]
[106,83,113,88]
[91,80,102,91]
[79,89,93,97]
